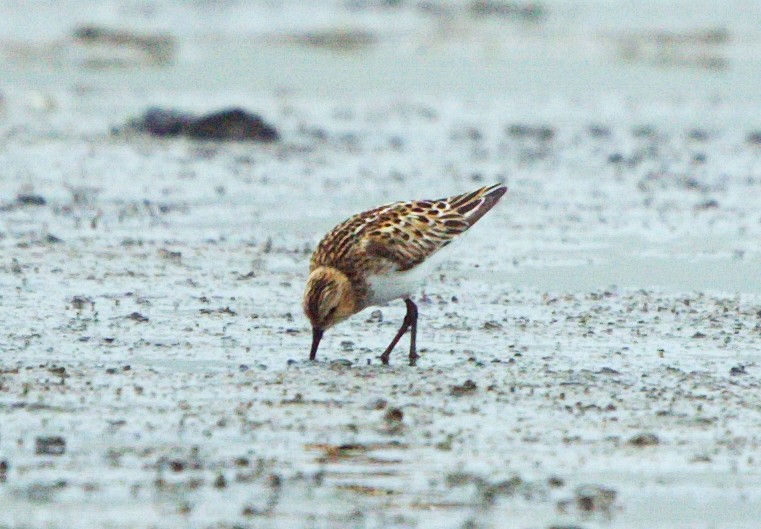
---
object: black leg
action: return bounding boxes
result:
[406,299,419,366]
[379,298,417,366]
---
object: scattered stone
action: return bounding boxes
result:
[507,124,554,141]
[213,473,227,489]
[483,320,502,330]
[383,407,404,423]
[747,131,761,145]
[632,125,656,138]
[575,484,617,513]
[730,365,747,376]
[186,109,280,141]
[695,199,719,210]
[125,107,279,142]
[692,331,707,339]
[35,436,66,455]
[16,194,46,206]
[450,379,478,396]
[0,460,8,482]
[158,248,182,261]
[330,359,353,367]
[128,312,149,323]
[607,152,624,164]
[588,124,611,138]
[479,476,524,505]
[687,129,709,141]
[199,307,237,316]
[628,432,660,447]
[293,30,377,51]
[70,296,92,310]
[168,459,185,472]
[73,25,176,65]
[469,1,545,21]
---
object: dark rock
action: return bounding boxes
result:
[35,436,66,455]
[169,460,185,472]
[695,199,719,210]
[575,484,617,513]
[730,365,747,376]
[137,108,188,136]
[330,359,353,367]
[70,296,92,310]
[507,124,554,141]
[632,125,656,138]
[628,432,659,446]
[294,30,377,51]
[607,152,624,164]
[450,379,477,396]
[687,129,709,141]
[127,107,279,142]
[588,124,611,138]
[384,407,404,423]
[128,312,149,323]
[73,25,176,65]
[469,1,545,21]
[186,108,279,141]
[16,194,46,206]
[747,131,761,145]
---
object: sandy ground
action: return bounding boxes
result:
[2,1,761,528]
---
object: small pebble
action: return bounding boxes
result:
[35,436,66,456]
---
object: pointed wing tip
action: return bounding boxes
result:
[488,183,508,197]
[481,184,507,205]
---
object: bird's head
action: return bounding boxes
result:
[302,266,356,359]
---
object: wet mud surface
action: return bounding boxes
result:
[2,1,761,528]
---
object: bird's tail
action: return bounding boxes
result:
[448,184,508,226]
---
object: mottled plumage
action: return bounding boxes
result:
[303,183,507,365]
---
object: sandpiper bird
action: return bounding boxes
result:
[303,183,507,366]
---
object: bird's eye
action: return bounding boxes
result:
[327,307,337,318]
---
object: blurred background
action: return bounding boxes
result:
[2,0,761,103]
[1,1,760,293]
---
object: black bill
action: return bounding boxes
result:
[309,327,324,361]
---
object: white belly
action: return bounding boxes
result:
[366,251,442,306]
